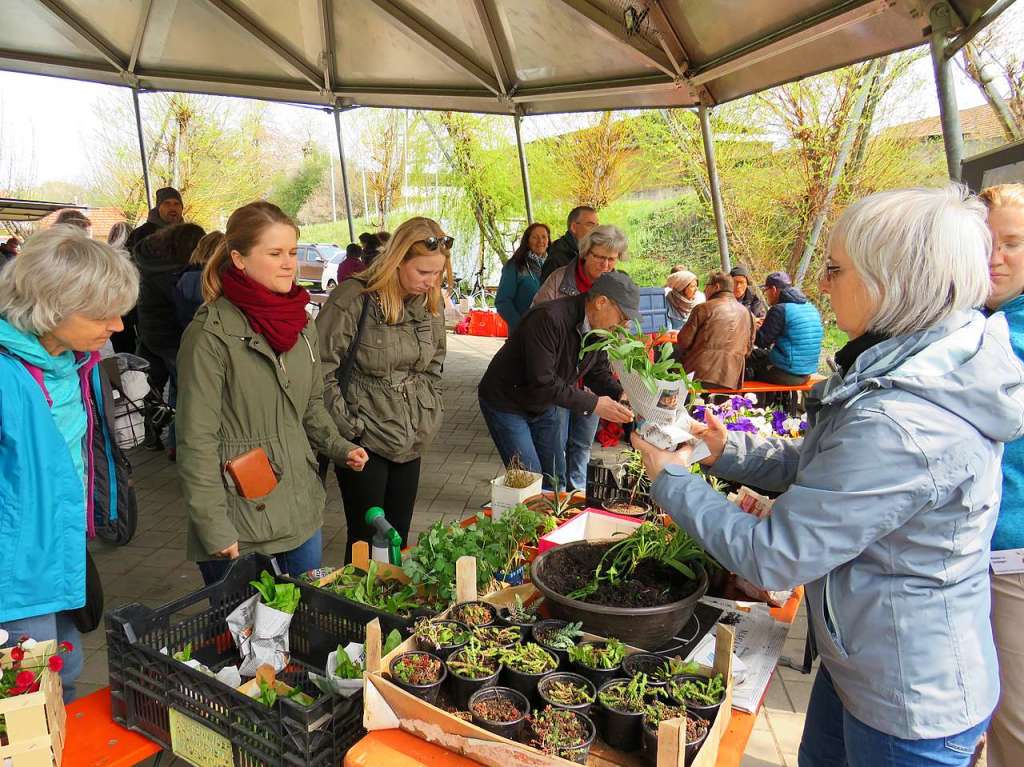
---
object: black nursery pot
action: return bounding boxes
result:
[447,650,501,710]
[452,600,497,628]
[622,652,670,689]
[496,605,540,643]
[500,648,559,708]
[469,686,530,741]
[533,710,598,765]
[641,715,711,764]
[670,674,724,724]
[416,620,470,660]
[597,679,645,752]
[536,672,597,715]
[389,651,447,705]
[570,642,624,691]
[531,619,573,669]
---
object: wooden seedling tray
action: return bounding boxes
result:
[0,641,66,767]
[363,556,734,767]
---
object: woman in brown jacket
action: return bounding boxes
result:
[317,217,450,561]
[673,271,755,390]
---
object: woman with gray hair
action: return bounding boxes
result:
[0,225,139,702]
[632,185,1024,766]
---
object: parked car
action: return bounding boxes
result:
[320,249,348,291]
[296,243,343,288]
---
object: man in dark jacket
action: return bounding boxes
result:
[479,272,636,489]
[124,186,185,252]
[748,271,823,384]
[540,205,599,283]
[730,265,767,321]
[0,237,18,265]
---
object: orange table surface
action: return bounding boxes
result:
[346,587,805,767]
[63,687,162,767]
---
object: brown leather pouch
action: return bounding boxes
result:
[224,448,278,499]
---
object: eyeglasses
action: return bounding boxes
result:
[588,255,619,266]
[419,236,454,251]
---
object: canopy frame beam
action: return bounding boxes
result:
[472,0,515,96]
[945,0,1015,58]
[555,0,677,79]
[929,1,964,180]
[318,0,336,92]
[698,102,731,272]
[131,87,152,210]
[36,0,127,74]
[645,0,690,79]
[513,108,534,223]
[127,0,154,74]
[333,107,356,243]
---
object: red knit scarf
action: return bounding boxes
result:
[575,258,594,293]
[220,266,310,354]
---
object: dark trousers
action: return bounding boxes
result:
[335,451,421,564]
[747,348,810,386]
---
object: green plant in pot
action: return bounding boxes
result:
[537,672,597,714]
[447,638,502,709]
[499,641,559,705]
[528,705,597,764]
[568,638,626,689]
[411,617,470,660]
[469,686,531,740]
[622,653,698,689]
[497,595,542,642]
[669,672,726,722]
[597,673,657,752]
[642,699,710,765]
[472,625,521,649]
[389,651,447,704]
[452,601,496,628]
[531,619,583,668]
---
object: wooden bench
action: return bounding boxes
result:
[702,376,826,415]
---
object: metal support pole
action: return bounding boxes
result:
[698,103,731,272]
[131,87,152,209]
[333,107,356,243]
[513,110,534,224]
[929,3,964,181]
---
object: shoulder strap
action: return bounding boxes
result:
[335,294,372,397]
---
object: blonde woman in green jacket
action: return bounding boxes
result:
[177,201,368,584]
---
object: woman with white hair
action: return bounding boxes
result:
[0,225,140,701]
[632,185,1024,766]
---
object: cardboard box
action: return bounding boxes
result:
[491,472,544,520]
[363,558,734,767]
[537,510,643,553]
[0,640,66,767]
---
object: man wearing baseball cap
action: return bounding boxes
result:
[478,271,636,489]
[748,270,823,385]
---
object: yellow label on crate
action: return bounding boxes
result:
[169,708,233,767]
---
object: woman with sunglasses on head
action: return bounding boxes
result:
[317,217,450,562]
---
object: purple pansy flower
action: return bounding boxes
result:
[725,417,758,433]
[692,405,706,422]
[771,410,787,436]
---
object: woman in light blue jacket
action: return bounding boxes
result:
[495,223,549,331]
[634,186,1024,767]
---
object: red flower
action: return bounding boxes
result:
[15,670,35,688]
[10,646,25,662]
[59,641,73,653]
[48,655,64,672]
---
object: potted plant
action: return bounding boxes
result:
[623,654,697,689]
[447,639,502,709]
[389,651,447,704]
[669,672,726,723]
[496,595,542,642]
[451,601,497,628]
[597,673,655,751]
[469,686,530,740]
[472,625,521,650]
[499,642,559,705]
[528,705,597,764]
[567,638,626,689]
[531,619,583,668]
[411,618,470,660]
[491,457,543,522]
[537,672,596,714]
[641,699,709,765]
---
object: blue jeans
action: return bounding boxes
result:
[197,528,323,586]
[479,396,563,491]
[559,407,600,492]
[1,612,84,703]
[798,666,989,767]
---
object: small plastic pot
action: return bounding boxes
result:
[451,600,497,628]
[389,651,447,704]
[669,674,724,724]
[537,672,596,714]
[446,650,501,710]
[469,686,530,740]
[496,605,541,643]
[569,642,624,690]
[622,652,670,689]
[597,679,645,752]
[531,709,598,764]
[415,619,470,660]
[642,715,710,764]
[500,649,559,707]
[531,619,574,669]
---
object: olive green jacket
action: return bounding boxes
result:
[177,298,358,560]
[316,277,446,463]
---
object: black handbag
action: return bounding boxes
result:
[69,550,104,633]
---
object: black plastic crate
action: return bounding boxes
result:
[106,553,406,766]
[280,569,417,632]
[585,460,655,510]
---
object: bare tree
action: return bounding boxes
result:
[363,110,404,226]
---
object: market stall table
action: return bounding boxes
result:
[64,687,162,767]
[345,587,804,767]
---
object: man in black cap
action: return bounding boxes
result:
[748,270,823,385]
[479,271,636,489]
[125,187,184,253]
[729,264,767,322]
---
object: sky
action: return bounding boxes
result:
[0,46,994,190]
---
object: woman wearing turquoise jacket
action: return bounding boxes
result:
[983,183,1024,767]
[495,223,549,331]
[0,225,139,702]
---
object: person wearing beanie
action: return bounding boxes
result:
[747,271,823,385]
[665,269,705,329]
[729,265,767,321]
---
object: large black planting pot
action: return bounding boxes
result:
[530,540,709,651]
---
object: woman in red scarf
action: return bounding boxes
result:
[176,201,368,584]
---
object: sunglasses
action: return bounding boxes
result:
[419,235,454,251]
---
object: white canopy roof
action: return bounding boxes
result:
[0,0,996,114]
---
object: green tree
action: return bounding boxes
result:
[270,142,328,220]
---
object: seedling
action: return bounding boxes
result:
[580,326,691,394]
[568,639,626,670]
[472,625,521,648]
[654,658,699,684]
[500,642,558,674]
[670,673,725,707]
[503,455,538,489]
[249,570,301,613]
[599,673,652,713]
[448,640,500,680]
[536,621,584,650]
[392,653,443,686]
[254,679,315,708]
[503,594,539,624]
[529,706,591,759]
[327,561,421,616]
[544,679,595,706]
[472,694,523,722]
[411,618,470,650]
[334,630,403,679]
[453,602,495,627]
[643,699,686,729]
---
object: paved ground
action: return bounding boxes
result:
[88,333,817,766]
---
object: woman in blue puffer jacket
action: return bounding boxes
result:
[634,185,1024,767]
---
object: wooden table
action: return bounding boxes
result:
[64,688,163,767]
[345,587,805,767]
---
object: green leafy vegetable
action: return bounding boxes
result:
[172,642,193,663]
[249,570,302,614]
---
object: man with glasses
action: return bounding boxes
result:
[541,206,599,284]
[478,272,636,491]
[746,271,823,385]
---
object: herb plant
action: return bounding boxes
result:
[500,642,558,674]
[411,618,469,650]
[654,658,699,684]
[568,639,626,669]
[392,653,442,685]
[529,706,591,758]
[249,570,301,613]
[448,640,500,679]
[580,326,692,394]
[472,625,521,647]
[172,642,193,663]
[670,673,725,707]
[502,595,539,624]
[544,679,594,705]
[334,630,403,679]
[327,561,421,616]
[598,673,652,713]
[254,680,315,708]
[643,698,686,728]
[453,602,494,627]
[537,621,584,650]
[503,455,538,489]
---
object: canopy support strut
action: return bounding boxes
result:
[132,87,152,210]
[513,109,534,224]
[929,2,964,181]
[698,103,731,272]
[333,107,356,243]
